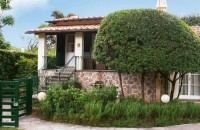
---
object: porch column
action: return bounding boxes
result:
[38,33,47,70]
[75,32,84,70]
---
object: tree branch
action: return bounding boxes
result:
[175,73,187,81]
[176,74,185,99]
[159,71,173,83]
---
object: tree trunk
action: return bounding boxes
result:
[141,72,145,101]
[164,73,169,94]
[118,72,124,97]
[176,74,184,99]
[170,72,178,101]
[170,81,176,100]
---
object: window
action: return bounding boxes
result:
[67,35,74,52]
[179,73,200,97]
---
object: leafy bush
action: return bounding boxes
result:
[16,55,37,78]
[0,32,11,50]
[39,82,200,127]
[83,86,117,105]
[39,84,85,120]
[59,80,81,90]
[47,56,57,69]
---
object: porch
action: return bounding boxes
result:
[38,32,107,71]
[37,31,108,87]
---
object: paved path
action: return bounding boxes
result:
[19,116,200,130]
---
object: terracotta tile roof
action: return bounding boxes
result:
[192,26,200,36]
[26,25,100,34]
[47,16,104,23]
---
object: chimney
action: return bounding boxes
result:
[156,0,167,11]
[68,13,79,19]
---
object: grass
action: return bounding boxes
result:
[38,100,200,128]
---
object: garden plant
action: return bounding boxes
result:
[38,82,200,127]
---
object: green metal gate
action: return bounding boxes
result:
[0,78,33,127]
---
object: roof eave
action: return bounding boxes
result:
[46,17,104,23]
[26,29,98,34]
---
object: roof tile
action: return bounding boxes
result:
[47,16,104,22]
[26,25,100,34]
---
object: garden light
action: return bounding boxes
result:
[38,92,46,101]
[161,94,170,103]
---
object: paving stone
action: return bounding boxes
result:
[115,128,138,130]
[165,123,200,130]
[139,127,166,130]
[18,116,200,130]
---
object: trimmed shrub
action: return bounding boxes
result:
[0,49,57,80]
[94,9,200,73]
[0,49,37,80]
[94,9,200,100]
[16,55,37,78]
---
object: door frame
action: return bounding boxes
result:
[65,34,75,64]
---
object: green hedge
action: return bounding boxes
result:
[0,49,37,80]
[0,49,58,80]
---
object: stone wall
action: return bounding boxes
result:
[76,70,165,102]
[38,69,58,87]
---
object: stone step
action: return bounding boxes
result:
[54,72,73,76]
[45,76,71,87]
[46,76,70,81]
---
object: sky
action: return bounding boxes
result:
[2,0,200,49]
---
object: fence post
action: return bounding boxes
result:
[15,81,19,127]
[0,82,2,127]
[26,78,32,115]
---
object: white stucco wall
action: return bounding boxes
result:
[75,32,84,70]
[38,33,47,70]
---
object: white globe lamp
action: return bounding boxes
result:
[38,92,46,101]
[161,94,170,103]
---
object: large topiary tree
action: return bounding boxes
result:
[94,9,200,101]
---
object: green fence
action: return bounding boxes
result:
[0,78,33,127]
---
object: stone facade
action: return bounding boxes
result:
[76,70,165,102]
[38,69,58,87]
[38,69,166,102]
